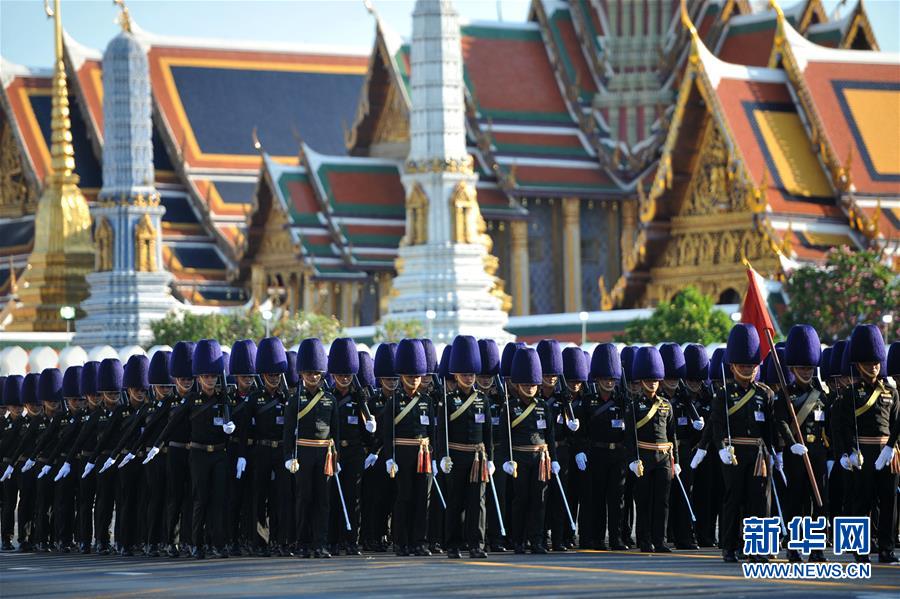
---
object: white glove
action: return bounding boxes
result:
[719,447,734,465]
[0,465,12,482]
[848,451,862,468]
[790,443,809,456]
[575,452,587,471]
[21,459,35,473]
[488,460,496,476]
[628,460,642,476]
[54,462,71,482]
[364,418,376,433]
[826,460,834,477]
[285,459,299,473]
[118,453,135,469]
[38,465,51,479]
[566,418,580,432]
[674,463,682,476]
[690,448,707,469]
[840,454,852,470]
[364,453,378,469]
[431,459,438,474]
[551,460,561,475]
[99,457,116,473]
[773,452,783,471]
[440,457,452,474]
[385,458,398,475]
[236,456,246,479]
[874,445,895,471]
[502,461,516,476]
[223,421,236,435]
[81,462,95,478]
[336,462,342,474]
[142,447,160,465]
[692,417,705,431]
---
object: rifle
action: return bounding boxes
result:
[350,374,375,422]
[556,374,577,424]
[721,361,736,465]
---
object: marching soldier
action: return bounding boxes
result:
[0,376,24,551]
[775,325,830,562]
[381,339,434,556]
[577,343,627,550]
[659,343,703,550]
[249,337,292,556]
[500,347,558,554]
[361,343,397,552]
[437,335,492,559]
[47,367,85,552]
[551,346,584,551]
[827,340,849,520]
[833,325,899,563]
[327,338,376,556]
[283,337,339,559]
[226,340,255,556]
[625,347,677,553]
[6,373,41,552]
[712,324,774,563]
[477,339,507,553]
[23,369,63,553]
[146,339,238,559]
[619,346,639,548]
[424,339,446,555]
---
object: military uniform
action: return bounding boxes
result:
[128,391,172,554]
[361,385,393,551]
[329,384,370,554]
[0,378,25,550]
[687,381,722,547]
[12,402,48,551]
[664,384,701,548]
[249,385,292,553]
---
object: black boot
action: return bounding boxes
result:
[878,550,898,564]
[1,539,13,551]
[808,550,827,563]
[469,547,487,558]
[787,549,802,563]
[447,547,462,559]
[414,544,432,557]
[722,549,738,563]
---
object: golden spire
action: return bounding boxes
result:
[113,0,133,33]
[44,0,76,188]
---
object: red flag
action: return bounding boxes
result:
[741,266,775,362]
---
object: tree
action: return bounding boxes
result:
[782,245,899,343]
[149,309,344,348]
[374,318,425,343]
[616,286,733,345]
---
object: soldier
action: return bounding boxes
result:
[327,338,376,556]
[423,339,446,555]
[550,346,584,551]
[249,337,292,556]
[24,369,64,553]
[161,342,195,557]
[119,350,174,557]
[225,340,254,556]
[284,337,339,559]
[619,346,639,548]
[659,343,703,550]
[625,347,677,553]
[146,339,237,559]
[58,362,100,553]
[436,335,492,559]
[0,376,24,551]
[5,373,41,552]
[712,324,774,563]
[775,325,830,563]
[500,347,558,554]
[380,339,434,556]
[477,339,507,553]
[684,345,721,548]
[833,325,899,563]
[577,343,627,550]
[827,341,849,520]
[46,367,85,552]
[361,343,397,552]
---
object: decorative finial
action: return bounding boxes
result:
[114,0,132,33]
[363,0,375,16]
[680,0,697,37]
[251,126,263,155]
[769,0,785,21]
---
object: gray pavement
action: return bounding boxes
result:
[2,549,899,598]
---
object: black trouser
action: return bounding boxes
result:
[510,450,548,547]
[17,467,36,545]
[546,445,572,548]
[444,449,487,551]
[847,444,899,552]
[634,451,671,547]
[293,444,332,549]
[692,448,723,546]
[144,452,167,546]
[77,459,96,546]
[621,473,635,544]
[783,447,828,526]
[329,444,365,547]
[1,471,18,542]
[669,446,696,546]
[582,445,625,547]
[225,442,247,548]
[828,458,844,520]
[720,445,771,551]
[33,469,54,546]
[190,447,227,549]
[391,444,432,549]
[93,464,117,546]
[117,458,145,549]
[54,463,78,546]
[361,452,393,546]
[253,443,292,547]
[486,443,508,547]
[166,445,192,547]
[428,470,446,546]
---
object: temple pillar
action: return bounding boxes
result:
[562,197,582,312]
[509,219,530,316]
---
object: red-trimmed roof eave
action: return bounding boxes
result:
[3,74,52,184]
[63,38,104,156]
[0,77,41,191]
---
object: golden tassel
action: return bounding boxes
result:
[753,444,767,478]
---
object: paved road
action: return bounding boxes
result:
[2,549,899,598]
